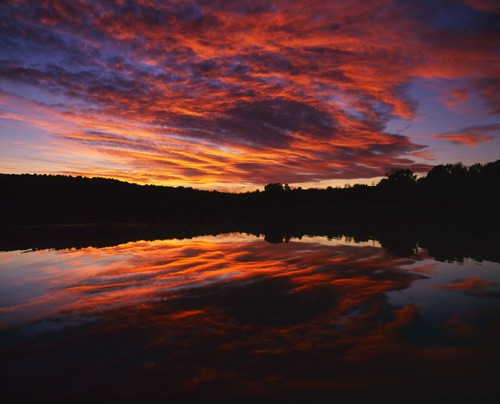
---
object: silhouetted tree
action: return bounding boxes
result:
[385,168,417,184]
[377,168,417,191]
[264,183,285,193]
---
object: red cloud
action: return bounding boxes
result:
[431,124,498,146]
[0,0,497,189]
[464,0,500,12]
[434,133,493,146]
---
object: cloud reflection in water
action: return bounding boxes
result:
[1,233,500,401]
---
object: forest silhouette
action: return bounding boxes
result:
[1,159,499,262]
[1,159,498,226]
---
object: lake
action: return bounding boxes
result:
[1,229,500,402]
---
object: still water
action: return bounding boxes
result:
[1,232,500,402]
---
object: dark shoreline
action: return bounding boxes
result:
[2,167,498,260]
[3,205,499,264]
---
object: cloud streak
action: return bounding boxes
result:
[1,0,499,189]
[431,124,499,146]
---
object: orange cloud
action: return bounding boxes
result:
[1,0,498,189]
[431,124,498,146]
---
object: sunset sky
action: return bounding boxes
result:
[1,0,499,192]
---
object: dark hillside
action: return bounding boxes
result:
[1,159,498,226]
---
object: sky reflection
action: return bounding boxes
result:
[0,234,414,331]
[1,233,500,401]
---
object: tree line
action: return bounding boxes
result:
[0,159,498,225]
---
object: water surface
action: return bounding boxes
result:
[1,232,500,402]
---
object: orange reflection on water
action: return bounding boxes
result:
[0,233,417,329]
[2,233,500,401]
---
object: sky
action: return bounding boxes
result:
[0,0,499,192]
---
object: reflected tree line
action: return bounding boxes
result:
[1,219,499,265]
